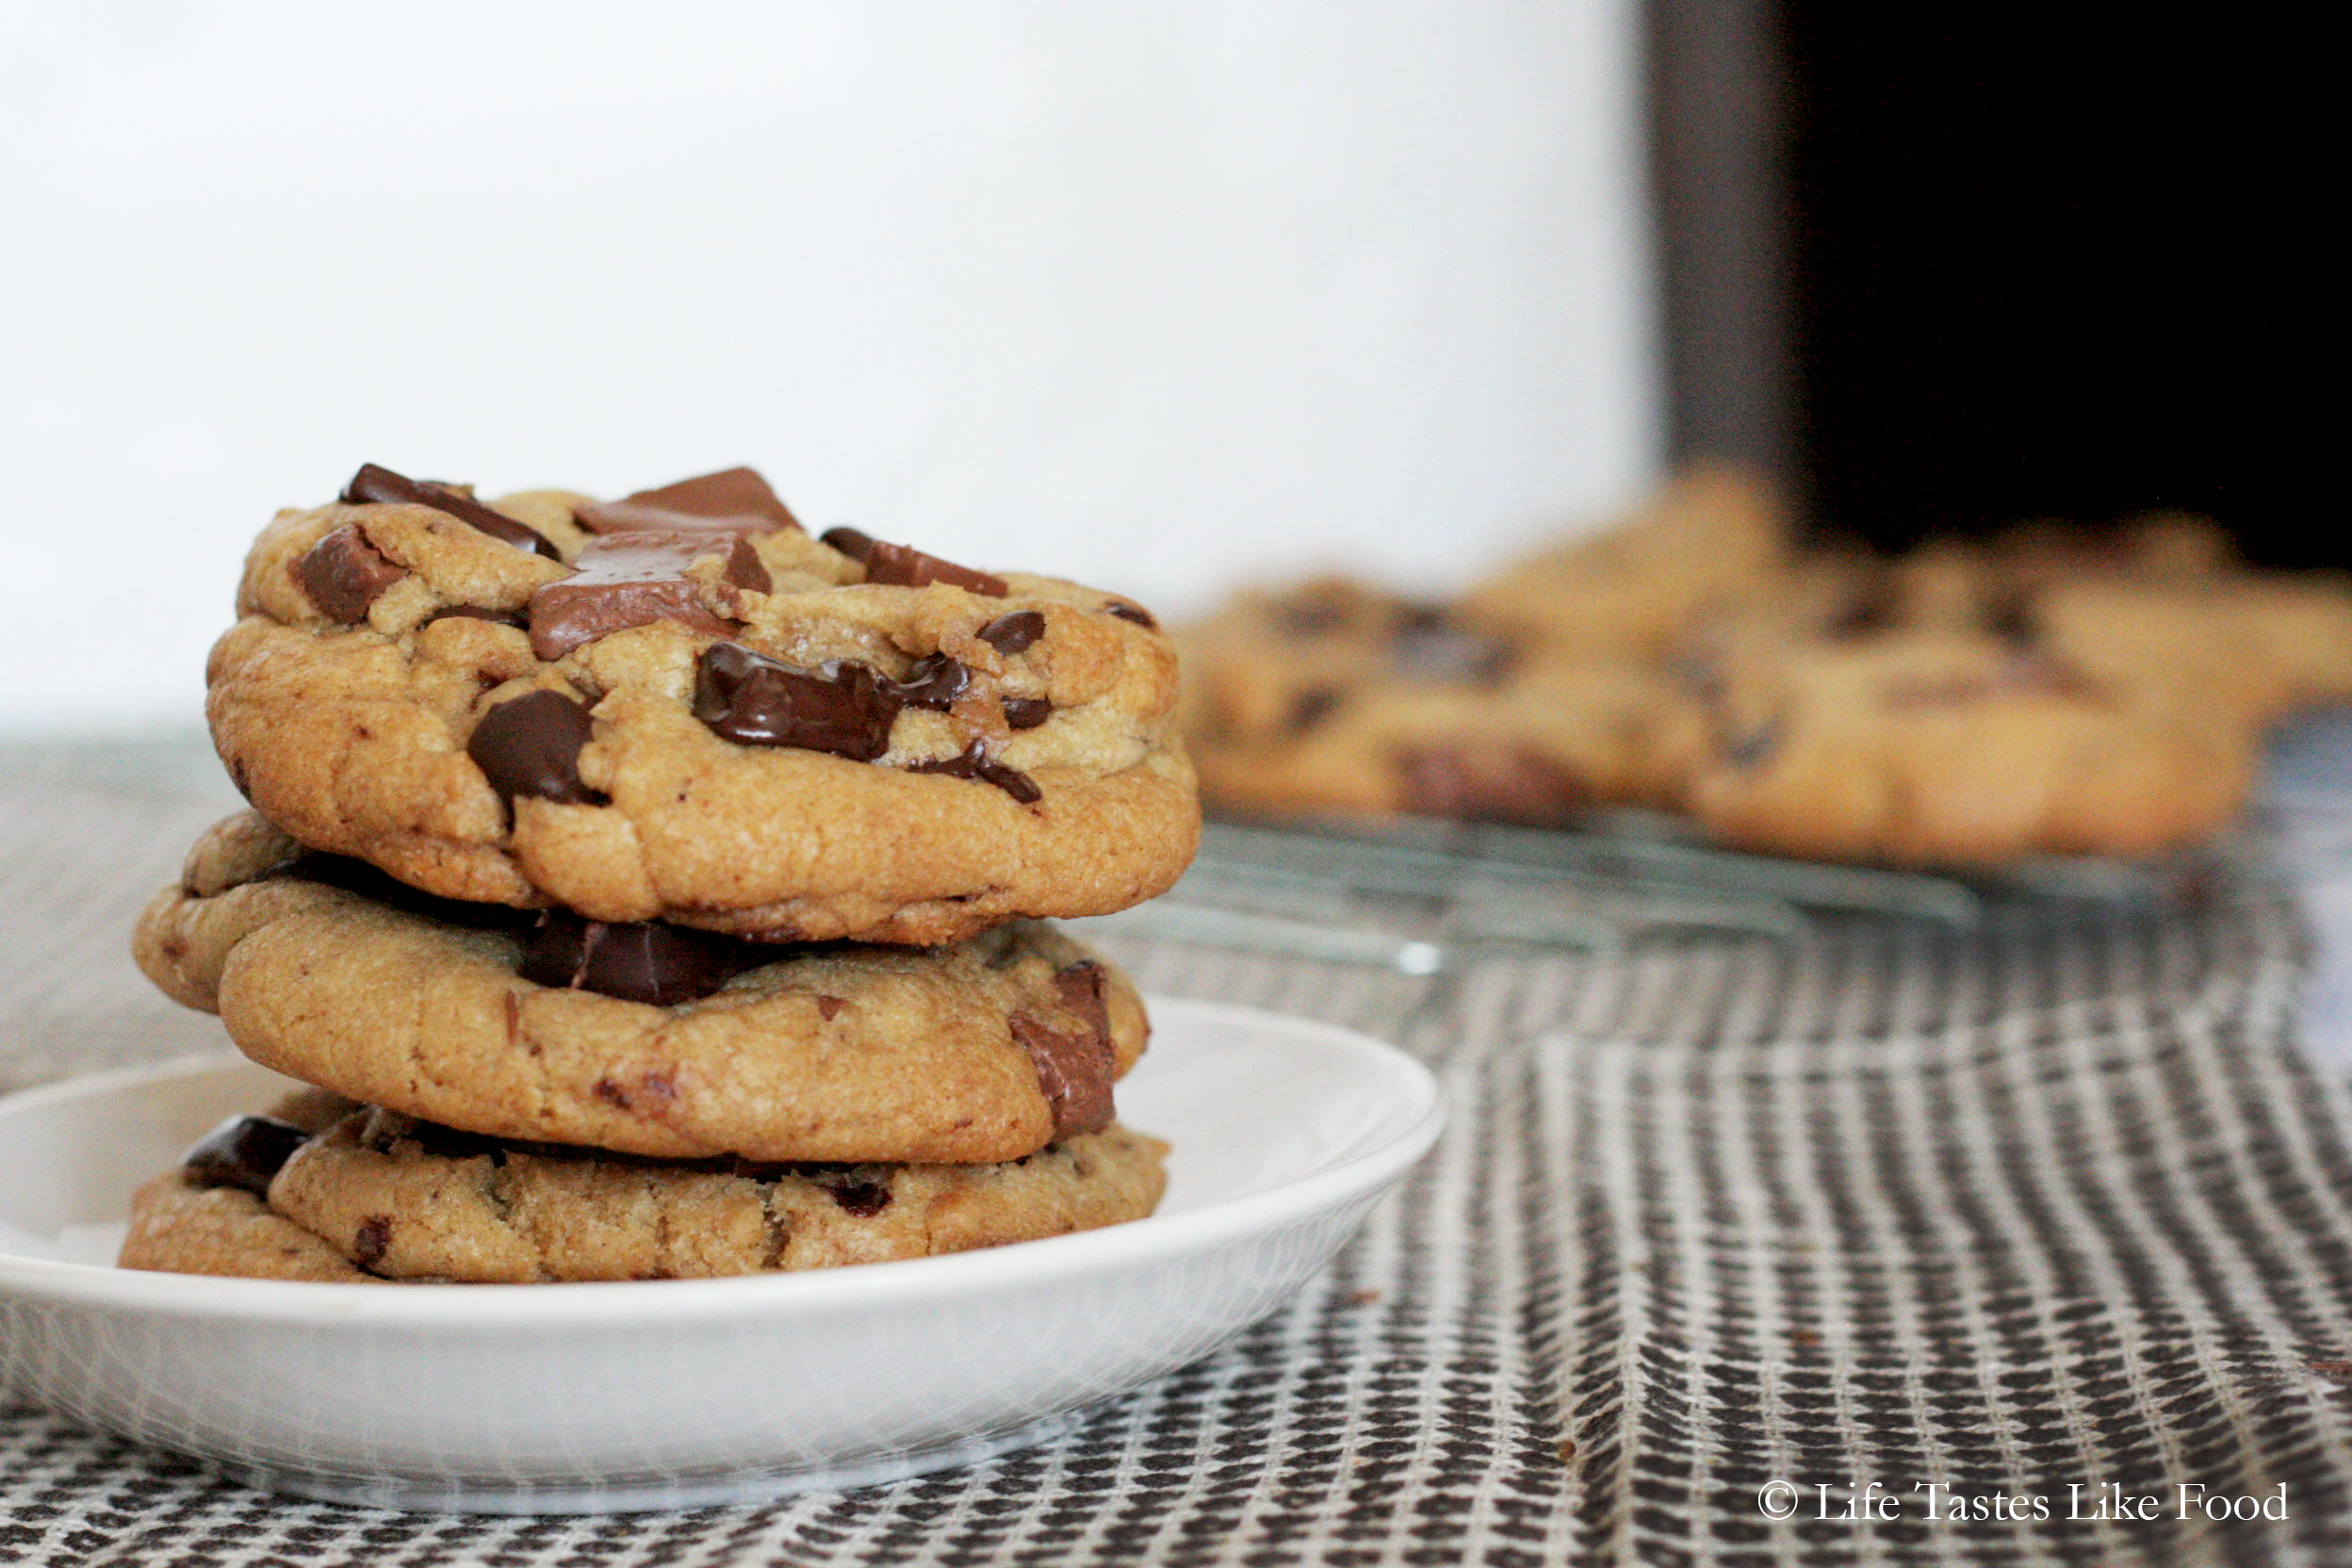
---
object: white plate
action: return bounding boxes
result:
[0,998,1442,1513]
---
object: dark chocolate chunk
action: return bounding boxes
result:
[818,1176,893,1217]
[517,910,751,1006]
[1390,620,1515,685]
[293,524,408,623]
[978,611,1045,655]
[391,1119,509,1162]
[1102,599,1158,628]
[574,466,801,534]
[860,540,1008,596]
[1394,744,1584,825]
[351,1215,392,1268]
[341,463,560,560]
[181,1115,310,1197]
[467,689,602,805]
[528,531,741,660]
[1288,685,1344,733]
[419,605,530,630]
[820,526,875,562]
[1009,989,1116,1142]
[1002,696,1053,730]
[725,536,772,593]
[905,742,1042,804]
[694,642,903,760]
[883,652,970,712]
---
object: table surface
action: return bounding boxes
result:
[5,731,2352,1568]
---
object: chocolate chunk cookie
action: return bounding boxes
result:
[121,1103,1168,1283]
[1179,578,1706,825]
[136,813,1149,1164]
[208,465,1198,944]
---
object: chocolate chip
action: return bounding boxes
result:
[420,606,529,630]
[819,1176,892,1217]
[351,1215,392,1268]
[1394,745,1584,825]
[574,467,801,534]
[860,540,1008,596]
[884,652,970,712]
[1288,686,1344,733]
[1009,983,1116,1142]
[293,524,408,623]
[517,910,751,1005]
[694,642,902,760]
[1390,621,1515,685]
[905,742,1042,804]
[181,1115,310,1197]
[467,689,601,805]
[1003,696,1052,730]
[341,463,560,560]
[528,531,742,660]
[820,526,875,562]
[978,611,1045,655]
[1102,600,1157,629]
[813,994,846,1021]
[725,536,771,593]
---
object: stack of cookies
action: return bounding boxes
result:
[121,464,1199,1283]
[1180,465,2352,867]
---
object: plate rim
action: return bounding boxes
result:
[0,997,1446,1323]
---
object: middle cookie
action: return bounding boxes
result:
[136,813,1148,1166]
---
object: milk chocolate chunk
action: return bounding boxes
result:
[294,524,409,623]
[861,541,1008,596]
[1395,744,1583,825]
[725,536,772,594]
[1102,599,1158,629]
[820,526,874,562]
[978,611,1045,656]
[1003,696,1052,730]
[340,463,560,560]
[468,689,601,805]
[518,910,749,1006]
[574,466,802,534]
[905,742,1042,804]
[182,1115,310,1197]
[694,643,901,760]
[528,532,739,660]
[1008,975,1116,1140]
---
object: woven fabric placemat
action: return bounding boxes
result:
[4,742,2352,1566]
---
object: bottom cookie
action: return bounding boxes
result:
[120,1095,1168,1284]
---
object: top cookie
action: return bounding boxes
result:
[208,466,1200,944]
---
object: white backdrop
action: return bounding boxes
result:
[0,1,1656,735]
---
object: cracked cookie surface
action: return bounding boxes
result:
[136,812,1149,1165]
[208,466,1199,943]
[120,1102,1168,1284]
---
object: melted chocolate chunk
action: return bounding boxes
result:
[886,652,970,712]
[1008,970,1117,1140]
[1002,696,1053,730]
[861,540,1008,596]
[1102,600,1157,629]
[978,611,1045,655]
[1390,621,1515,685]
[420,605,529,630]
[1289,685,1344,733]
[529,531,742,660]
[694,643,902,760]
[467,689,602,805]
[341,463,560,560]
[1394,744,1584,825]
[182,1115,310,1197]
[725,536,772,594]
[293,524,408,623]
[574,466,801,534]
[517,910,751,1006]
[905,742,1042,804]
